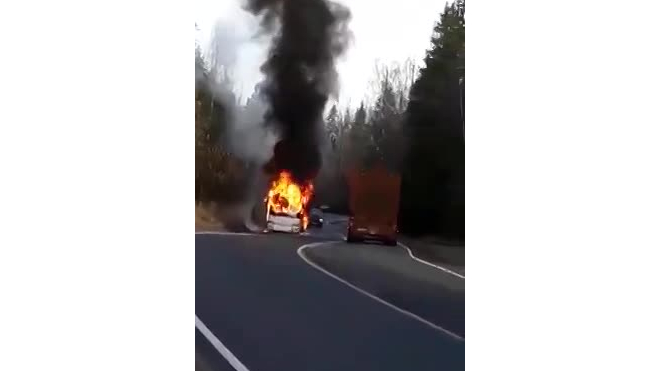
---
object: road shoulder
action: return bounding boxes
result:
[398,236,465,276]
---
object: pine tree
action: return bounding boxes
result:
[400,0,465,238]
[370,74,402,170]
[355,102,367,126]
[325,104,340,151]
[341,107,352,142]
[343,102,369,168]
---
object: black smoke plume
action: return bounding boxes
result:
[244,0,352,183]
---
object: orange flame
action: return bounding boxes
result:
[266,171,314,230]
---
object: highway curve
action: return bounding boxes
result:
[196,232,465,371]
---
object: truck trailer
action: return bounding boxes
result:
[345,166,401,245]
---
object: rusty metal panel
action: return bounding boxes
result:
[346,165,401,224]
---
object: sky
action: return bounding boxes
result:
[195,0,446,110]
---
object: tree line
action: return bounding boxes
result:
[317,0,464,240]
[195,40,250,204]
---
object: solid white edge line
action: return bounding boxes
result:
[297,242,465,342]
[195,231,255,236]
[196,315,250,371]
[397,242,465,279]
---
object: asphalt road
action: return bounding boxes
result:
[196,220,465,371]
[303,242,465,338]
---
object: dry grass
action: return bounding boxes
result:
[195,202,225,231]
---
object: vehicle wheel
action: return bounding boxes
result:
[346,228,360,243]
[385,238,397,246]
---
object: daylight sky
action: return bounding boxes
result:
[195,0,446,110]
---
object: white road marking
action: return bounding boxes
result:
[196,315,250,371]
[397,242,465,279]
[195,231,255,236]
[297,242,465,342]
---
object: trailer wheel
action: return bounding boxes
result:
[346,228,360,243]
[384,238,397,246]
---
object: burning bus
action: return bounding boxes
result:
[264,171,314,233]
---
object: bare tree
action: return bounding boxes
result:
[368,58,418,115]
[364,59,419,171]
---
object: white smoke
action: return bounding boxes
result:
[228,88,279,232]
[228,85,279,164]
[198,11,279,231]
[201,10,278,166]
